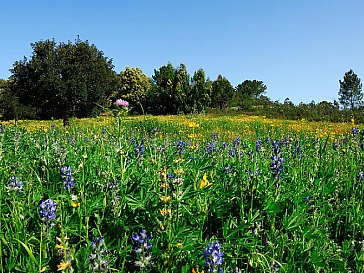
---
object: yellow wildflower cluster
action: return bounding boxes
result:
[159,208,172,216]
[200,173,212,189]
[187,122,199,128]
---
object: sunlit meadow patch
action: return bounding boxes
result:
[1,114,364,272]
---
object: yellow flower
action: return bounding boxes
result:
[160,208,171,216]
[176,242,183,247]
[40,267,46,272]
[57,261,71,271]
[173,158,184,163]
[188,122,199,128]
[71,202,80,208]
[174,168,185,174]
[161,166,167,181]
[199,173,212,189]
[188,144,199,150]
[192,267,204,273]
[160,195,172,202]
[56,244,63,249]
[188,133,199,139]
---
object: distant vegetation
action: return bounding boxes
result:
[0,38,363,123]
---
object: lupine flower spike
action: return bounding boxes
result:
[8,176,24,193]
[60,166,75,189]
[132,229,153,269]
[39,198,57,227]
[203,241,224,273]
[89,236,111,272]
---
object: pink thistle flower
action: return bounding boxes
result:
[115,99,129,107]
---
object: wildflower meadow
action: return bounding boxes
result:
[1,113,364,272]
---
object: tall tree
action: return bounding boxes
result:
[338,69,363,109]
[189,69,211,113]
[173,64,190,113]
[116,67,151,113]
[9,38,116,124]
[149,63,175,114]
[211,75,234,109]
[234,80,267,110]
[149,63,190,114]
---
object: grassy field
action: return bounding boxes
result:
[1,114,364,272]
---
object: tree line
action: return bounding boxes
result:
[0,38,362,124]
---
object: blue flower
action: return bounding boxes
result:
[60,166,75,189]
[8,176,24,193]
[176,140,187,152]
[270,155,284,178]
[357,171,364,186]
[224,165,234,174]
[135,143,146,156]
[206,141,217,154]
[89,236,110,272]
[256,139,262,152]
[39,198,57,226]
[233,137,241,148]
[131,229,153,268]
[203,241,224,272]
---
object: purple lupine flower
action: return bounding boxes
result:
[233,137,241,148]
[256,139,262,152]
[270,154,284,178]
[115,99,129,107]
[357,171,364,186]
[176,140,187,152]
[224,165,234,174]
[203,241,224,272]
[206,141,217,154]
[131,229,153,268]
[352,127,359,134]
[39,199,57,226]
[60,166,75,189]
[134,143,146,156]
[8,176,24,193]
[89,236,111,272]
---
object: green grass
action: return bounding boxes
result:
[1,116,364,272]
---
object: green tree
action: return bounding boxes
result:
[0,79,37,120]
[173,64,190,113]
[234,80,267,110]
[211,75,234,109]
[148,63,190,114]
[338,69,363,109]
[149,63,175,114]
[189,69,211,113]
[9,38,116,125]
[116,67,151,114]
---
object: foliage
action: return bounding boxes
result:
[148,63,190,114]
[1,115,364,272]
[211,75,234,109]
[234,80,267,110]
[115,67,151,114]
[0,79,37,120]
[8,38,116,124]
[338,69,363,109]
[189,69,212,113]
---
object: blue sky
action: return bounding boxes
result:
[1,1,363,104]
